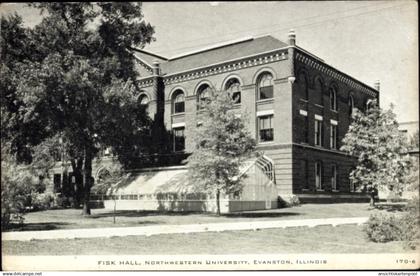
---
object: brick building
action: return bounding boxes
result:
[126,30,379,203]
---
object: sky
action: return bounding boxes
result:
[1,1,418,123]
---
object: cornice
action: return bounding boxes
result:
[295,50,379,98]
[163,48,289,86]
[133,54,154,75]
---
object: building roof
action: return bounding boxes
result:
[132,35,289,75]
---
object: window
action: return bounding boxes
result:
[197,84,212,110]
[301,160,309,190]
[330,123,337,149]
[173,127,185,152]
[315,118,323,146]
[314,78,324,106]
[225,78,241,104]
[172,90,185,114]
[315,162,323,190]
[365,99,374,111]
[258,115,274,142]
[258,73,274,100]
[331,164,338,191]
[298,72,308,100]
[139,94,149,112]
[349,170,356,192]
[330,87,337,111]
[299,110,309,143]
[348,95,354,117]
[53,174,62,193]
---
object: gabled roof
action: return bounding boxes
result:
[160,35,288,74]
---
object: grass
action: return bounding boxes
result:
[2,224,414,255]
[5,203,390,232]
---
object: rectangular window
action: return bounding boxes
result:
[173,127,185,152]
[315,119,323,146]
[349,170,355,192]
[330,124,337,149]
[331,164,338,191]
[301,160,309,190]
[53,174,62,193]
[259,86,273,100]
[174,101,185,113]
[258,115,274,142]
[315,162,323,190]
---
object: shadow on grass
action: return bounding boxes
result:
[223,212,300,218]
[90,210,203,219]
[5,222,73,232]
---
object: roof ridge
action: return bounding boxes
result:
[168,36,257,61]
[130,47,168,61]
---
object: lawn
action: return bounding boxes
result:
[5,203,395,232]
[2,224,414,255]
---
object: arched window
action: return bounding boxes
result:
[348,95,354,117]
[172,90,185,114]
[139,94,149,112]
[365,99,374,111]
[257,72,274,100]
[225,78,241,104]
[197,84,212,110]
[329,87,337,111]
[297,72,308,100]
[314,78,324,106]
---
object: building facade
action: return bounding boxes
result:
[126,31,379,202]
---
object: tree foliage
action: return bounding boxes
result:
[1,3,155,215]
[340,100,412,194]
[187,90,256,215]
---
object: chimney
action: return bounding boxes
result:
[374,80,380,91]
[152,60,161,76]
[288,29,296,46]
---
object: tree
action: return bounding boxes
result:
[187,90,256,215]
[1,3,155,215]
[341,100,412,206]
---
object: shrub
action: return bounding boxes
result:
[364,213,403,243]
[278,195,301,208]
[1,162,36,229]
[30,192,56,211]
[400,197,420,249]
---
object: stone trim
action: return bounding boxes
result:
[295,50,378,97]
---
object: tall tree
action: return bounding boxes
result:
[341,100,412,205]
[1,3,155,215]
[187,90,256,215]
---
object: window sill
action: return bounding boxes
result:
[301,189,310,192]
[314,104,324,108]
[257,141,275,145]
[171,112,185,116]
[256,98,274,104]
[331,109,338,113]
[332,189,340,192]
[299,99,309,102]
[316,189,325,192]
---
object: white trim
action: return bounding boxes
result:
[172,122,185,128]
[299,110,308,116]
[257,110,274,117]
[315,114,323,121]
[330,119,338,125]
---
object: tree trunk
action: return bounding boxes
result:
[82,150,93,216]
[71,158,83,208]
[370,195,375,207]
[216,189,221,216]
